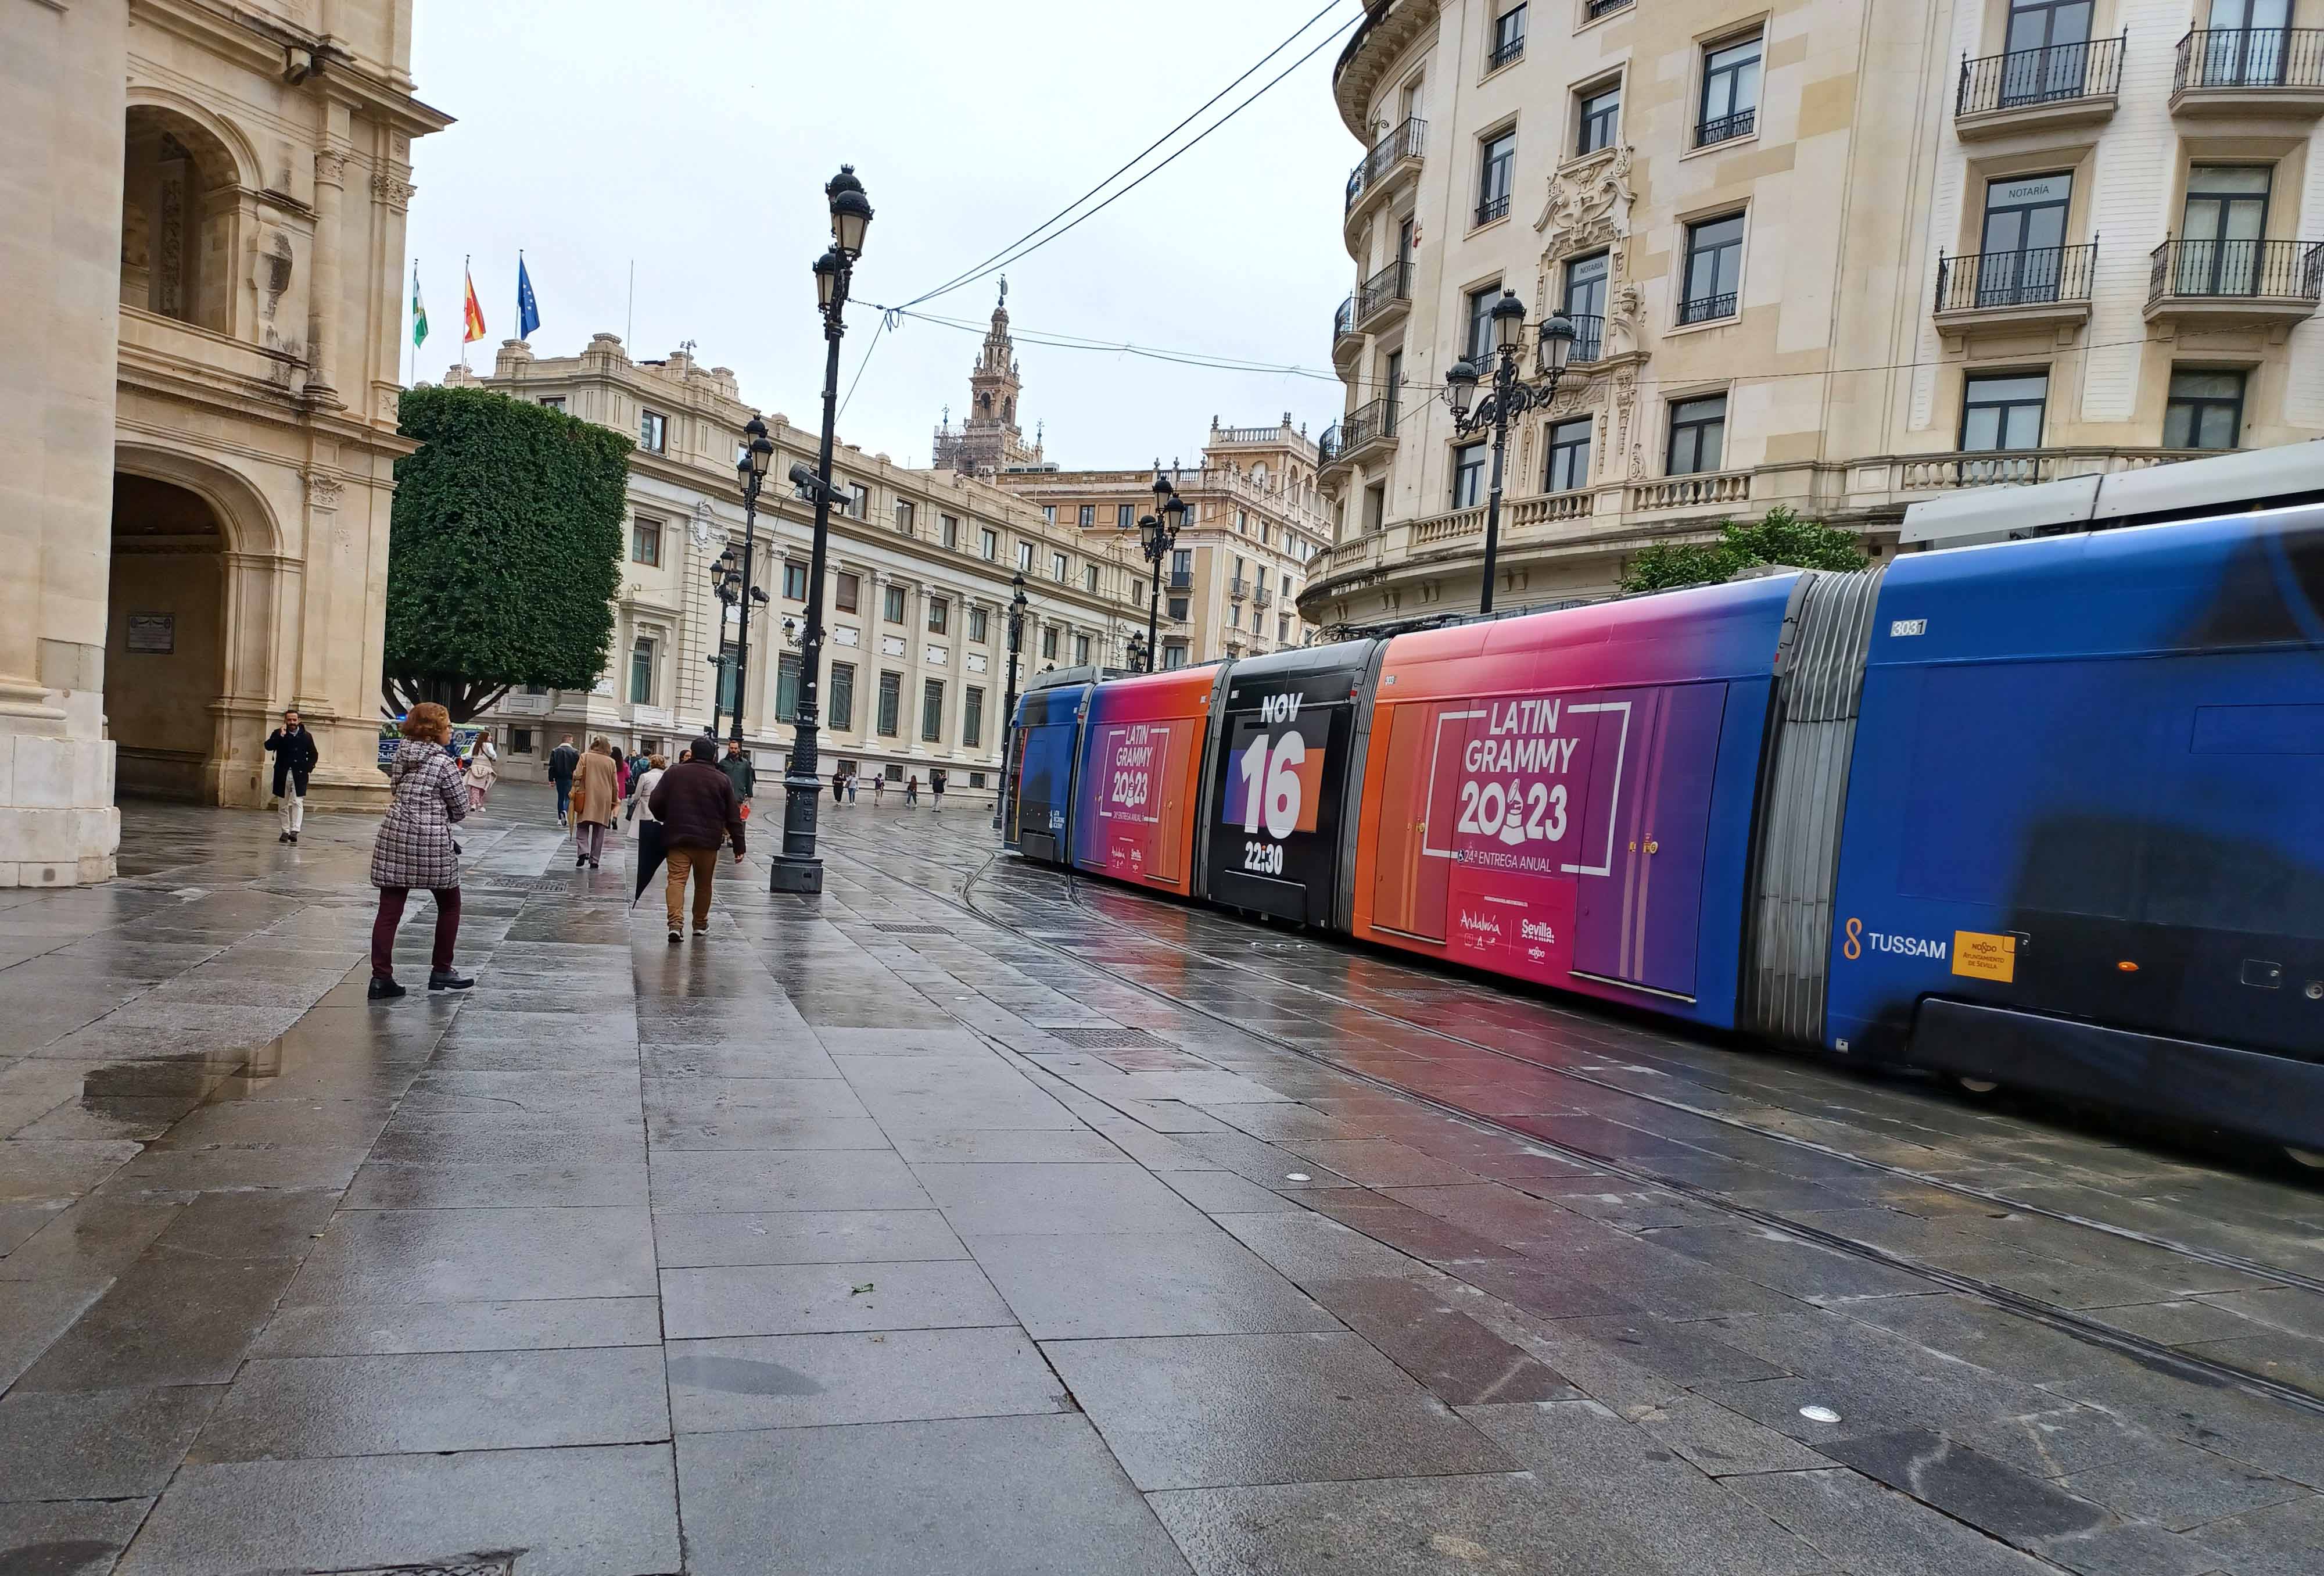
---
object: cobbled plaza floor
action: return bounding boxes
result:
[4,785,2324,1574]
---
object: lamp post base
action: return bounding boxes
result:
[768,854,824,894]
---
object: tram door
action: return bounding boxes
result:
[1369,700,1465,942]
[1570,684,1726,1000]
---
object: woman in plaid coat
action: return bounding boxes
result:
[368,703,474,1000]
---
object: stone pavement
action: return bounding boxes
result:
[3,788,2324,1574]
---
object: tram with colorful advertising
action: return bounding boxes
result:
[1003,468,2324,1161]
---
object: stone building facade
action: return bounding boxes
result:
[1306,0,2324,629]
[457,336,1146,802]
[3,0,446,884]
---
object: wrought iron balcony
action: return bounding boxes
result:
[2174,27,2324,102]
[1168,569,1193,590]
[1229,576,1250,601]
[1354,260,1413,329]
[1317,424,1342,464]
[1337,396,1400,460]
[1475,193,1510,227]
[1676,291,1737,327]
[1695,107,1756,148]
[1333,295,1357,342]
[1489,31,1525,71]
[1564,313,1605,365]
[1345,117,1426,214]
[1254,583,1274,607]
[1956,34,2124,120]
[2147,237,2324,316]
[1934,243,2097,316]
[1584,0,1631,17]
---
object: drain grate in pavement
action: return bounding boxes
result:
[1046,1027,1174,1048]
[875,923,953,936]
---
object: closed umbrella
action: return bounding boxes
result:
[629,820,667,909]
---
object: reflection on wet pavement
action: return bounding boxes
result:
[3,789,2324,1574]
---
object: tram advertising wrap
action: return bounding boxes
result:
[1202,642,1379,926]
[1006,678,1090,865]
[1071,667,1219,894]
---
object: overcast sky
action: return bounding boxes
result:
[404,0,1363,469]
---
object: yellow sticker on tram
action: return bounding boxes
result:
[1952,930,2017,984]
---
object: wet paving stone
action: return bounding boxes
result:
[666,1326,1068,1432]
[253,1296,664,1357]
[0,1385,220,1500]
[969,1230,1344,1339]
[661,1258,1013,1339]
[288,1206,657,1303]
[0,1499,153,1576]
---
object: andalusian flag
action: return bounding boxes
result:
[462,261,487,344]
[410,263,428,349]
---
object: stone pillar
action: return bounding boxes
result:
[307,146,347,403]
[0,0,127,886]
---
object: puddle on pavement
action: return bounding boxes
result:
[665,1353,826,1396]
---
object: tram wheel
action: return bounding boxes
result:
[1956,1077,2000,1095]
[2286,1146,2324,1171]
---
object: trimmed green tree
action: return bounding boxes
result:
[1618,506,1868,594]
[383,385,633,721]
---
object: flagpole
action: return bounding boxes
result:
[407,260,416,388]
[460,253,470,377]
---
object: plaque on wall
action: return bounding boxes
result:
[835,626,860,647]
[881,635,906,657]
[924,645,948,665]
[125,614,175,654]
[967,653,988,674]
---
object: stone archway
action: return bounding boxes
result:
[120,104,249,335]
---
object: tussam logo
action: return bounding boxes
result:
[1457,910,1504,941]
[1842,917,1948,961]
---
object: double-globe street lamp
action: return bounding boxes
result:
[727,418,776,740]
[1446,292,1577,615]
[769,166,873,896]
[991,572,1030,833]
[1121,463,1188,673]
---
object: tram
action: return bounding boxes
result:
[1005,452,2324,1159]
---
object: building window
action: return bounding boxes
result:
[1667,395,1728,475]
[1078,503,1096,527]
[1490,3,1526,69]
[845,482,868,519]
[1051,550,1069,583]
[830,662,856,731]
[1278,614,1292,642]
[1564,252,1609,361]
[1475,129,1515,227]
[511,727,535,754]
[835,572,860,614]
[631,519,662,566]
[1041,626,1059,660]
[1116,503,1134,528]
[628,637,655,704]
[895,499,916,535]
[876,671,902,736]
[1168,596,1189,621]
[1236,510,1249,534]
[1698,33,1762,146]
[940,513,959,549]
[1016,541,1035,572]
[782,561,808,600]
[2176,166,2275,296]
[1251,604,1264,633]
[1451,440,1488,508]
[1577,81,1621,155]
[981,526,999,560]
[1977,173,2073,306]
[928,596,948,634]
[883,585,906,624]
[1171,547,1192,582]
[1042,505,1057,524]
[639,409,666,452]
[1960,371,2049,452]
[718,643,739,714]
[1363,483,1387,532]
[963,686,985,748]
[540,397,565,412]
[921,679,944,742]
[776,652,802,723]
[1464,283,1503,362]
[1084,564,1099,593]
[969,606,989,642]
[969,771,986,789]
[1545,416,1591,492]
[1679,214,1745,325]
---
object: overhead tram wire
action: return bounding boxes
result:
[900,0,1355,312]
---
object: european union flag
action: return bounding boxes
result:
[517,255,540,342]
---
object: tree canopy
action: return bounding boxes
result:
[383,385,632,721]
[1618,507,1868,594]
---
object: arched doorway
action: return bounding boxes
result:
[106,475,228,801]
[119,105,244,334]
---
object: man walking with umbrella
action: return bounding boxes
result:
[649,737,744,943]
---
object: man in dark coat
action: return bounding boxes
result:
[718,740,756,803]
[263,709,320,843]
[650,738,746,943]
[547,736,580,825]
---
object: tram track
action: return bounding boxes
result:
[813,834,2324,1422]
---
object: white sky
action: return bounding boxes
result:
[404,0,1364,468]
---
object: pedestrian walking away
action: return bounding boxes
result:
[930,766,946,813]
[367,703,473,1000]
[905,773,920,807]
[462,728,497,811]
[263,708,319,843]
[719,739,756,803]
[847,772,859,804]
[874,774,886,805]
[831,765,846,804]
[570,737,621,868]
[547,736,579,826]
[650,737,745,942]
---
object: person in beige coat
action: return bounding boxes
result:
[570,738,621,869]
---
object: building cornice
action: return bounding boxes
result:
[128,0,452,138]
[1333,0,1439,142]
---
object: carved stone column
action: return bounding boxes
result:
[308,147,347,403]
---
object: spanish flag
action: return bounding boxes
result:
[462,260,487,344]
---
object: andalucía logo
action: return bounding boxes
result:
[1457,910,1504,941]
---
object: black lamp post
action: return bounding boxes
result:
[704,651,730,738]
[1121,461,1186,673]
[1446,292,1577,615]
[727,417,776,739]
[1124,631,1147,674]
[992,572,1028,833]
[770,166,873,896]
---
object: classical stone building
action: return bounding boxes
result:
[1306,0,2324,629]
[3,0,446,884]
[457,336,1146,801]
[997,417,1335,668]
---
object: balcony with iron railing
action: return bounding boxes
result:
[1354,259,1413,331]
[2146,237,2324,326]
[1933,243,2096,334]
[1254,583,1273,607]
[1488,28,1525,72]
[1584,0,1631,19]
[1344,117,1426,220]
[1168,569,1193,590]
[1695,106,1756,148]
[2172,28,2324,116]
[1956,34,2123,135]
[1563,313,1605,366]
[1331,396,1400,469]
[1229,576,1250,602]
[1676,290,1738,327]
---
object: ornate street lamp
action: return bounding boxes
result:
[726,417,775,742]
[993,572,1029,832]
[1120,460,1186,673]
[770,166,873,896]
[1446,291,1576,615]
[1124,631,1147,673]
[704,651,730,738]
